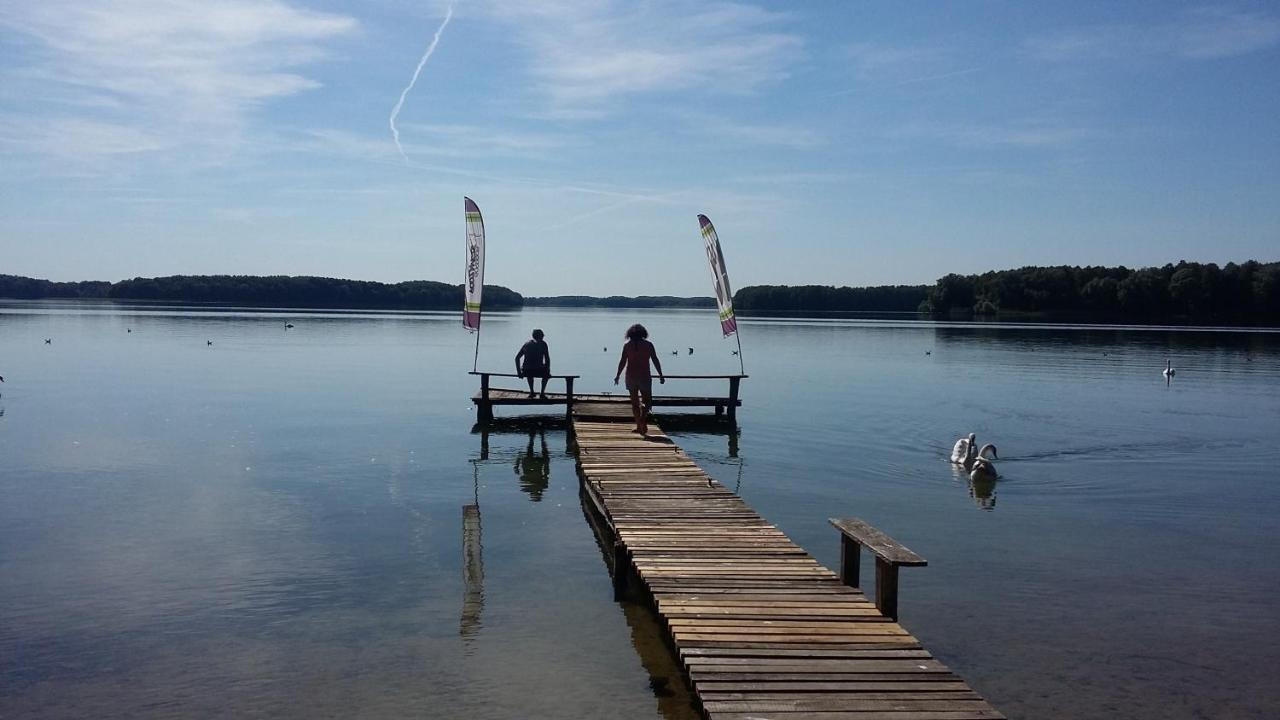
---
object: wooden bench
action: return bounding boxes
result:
[469,371,580,423]
[659,375,746,421]
[829,517,928,621]
[470,372,747,424]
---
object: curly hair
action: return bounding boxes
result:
[625,323,648,340]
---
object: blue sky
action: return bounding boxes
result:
[1,1,1277,296]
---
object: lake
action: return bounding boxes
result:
[2,301,1278,719]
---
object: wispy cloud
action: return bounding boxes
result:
[398,123,572,157]
[680,112,821,149]
[0,0,356,164]
[833,42,980,94]
[1026,7,1280,62]
[894,120,1099,149]
[477,0,801,116]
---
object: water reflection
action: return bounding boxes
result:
[460,503,484,640]
[461,463,485,641]
[953,464,998,510]
[515,428,551,501]
[577,489,699,720]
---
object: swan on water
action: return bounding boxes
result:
[951,434,998,469]
[951,433,977,464]
[970,455,998,480]
[1163,359,1175,377]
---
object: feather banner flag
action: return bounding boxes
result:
[463,197,485,331]
[698,214,738,337]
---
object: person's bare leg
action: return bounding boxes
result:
[526,376,535,396]
[630,388,645,434]
[539,376,549,398]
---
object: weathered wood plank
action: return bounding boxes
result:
[829,517,927,567]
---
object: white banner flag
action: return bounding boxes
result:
[698,214,738,337]
[463,197,485,331]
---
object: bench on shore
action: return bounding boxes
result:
[830,517,928,621]
[469,371,747,424]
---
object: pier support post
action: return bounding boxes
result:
[565,376,575,420]
[727,377,740,423]
[876,560,901,621]
[477,373,493,424]
[839,533,861,589]
[612,542,629,599]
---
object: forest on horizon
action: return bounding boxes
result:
[2,259,1277,324]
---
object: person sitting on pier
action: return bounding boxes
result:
[614,323,665,435]
[515,328,551,398]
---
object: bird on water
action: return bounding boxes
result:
[44,338,51,344]
[1163,359,1175,378]
[285,322,294,329]
[951,433,998,471]
[969,454,998,480]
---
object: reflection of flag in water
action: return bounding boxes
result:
[698,214,737,337]
[460,503,483,638]
[463,197,485,331]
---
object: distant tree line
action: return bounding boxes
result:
[0,275,111,299]
[733,284,929,312]
[0,274,522,310]
[919,261,1280,322]
[525,295,715,308]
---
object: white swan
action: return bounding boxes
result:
[1162,360,1175,377]
[952,435,999,471]
[951,433,976,465]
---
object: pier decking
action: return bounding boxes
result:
[573,412,1004,720]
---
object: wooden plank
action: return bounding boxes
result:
[829,517,927,567]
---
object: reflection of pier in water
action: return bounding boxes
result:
[579,467,700,720]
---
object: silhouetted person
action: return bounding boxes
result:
[515,328,551,398]
[514,427,551,501]
[614,323,664,435]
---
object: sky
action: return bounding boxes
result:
[1,0,1278,296]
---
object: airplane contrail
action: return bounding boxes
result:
[389,4,454,163]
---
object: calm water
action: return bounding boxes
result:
[2,301,1278,719]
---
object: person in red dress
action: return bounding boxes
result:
[613,323,664,435]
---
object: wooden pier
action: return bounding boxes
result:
[471,371,746,424]
[573,412,1004,720]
